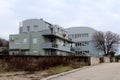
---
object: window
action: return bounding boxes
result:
[75,34,77,38]
[85,51,89,54]
[34,25,38,30]
[75,43,78,46]
[34,25,38,31]
[27,26,30,32]
[82,34,85,37]
[34,25,38,28]
[57,28,59,32]
[85,41,89,45]
[23,38,27,44]
[11,37,15,41]
[33,51,38,53]
[15,38,20,44]
[84,33,89,37]
[77,41,89,46]
[81,33,89,37]
[77,43,80,46]
[33,38,37,44]
[72,35,74,38]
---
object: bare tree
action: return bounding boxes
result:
[0,38,9,48]
[92,31,120,56]
[0,38,9,55]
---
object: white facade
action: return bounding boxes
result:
[66,27,100,57]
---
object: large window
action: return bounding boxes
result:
[23,38,27,44]
[34,25,38,30]
[33,38,37,44]
[75,50,89,56]
[69,33,89,38]
[15,38,20,44]
[27,26,30,32]
[75,41,89,46]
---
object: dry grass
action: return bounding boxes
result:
[46,65,73,75]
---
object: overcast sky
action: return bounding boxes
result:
[0,0,120,39]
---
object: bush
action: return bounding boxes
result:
[0,56,89,72]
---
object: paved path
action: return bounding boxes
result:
[49,63,120,80]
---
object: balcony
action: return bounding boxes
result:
[42,42,74,53]
[41,29,74,43]
[41,29,52,35]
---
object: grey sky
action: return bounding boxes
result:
[0,0,120,39]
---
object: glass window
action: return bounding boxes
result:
[15,38,20,44]
[34,25,38,31]
[75,43,78,46]
[23,38,27,44]
[85,51,89,53]
[75,34,77,38]
[34,25,38,28]
[72,35,74,38]
[68,35,71,38]
[57,28,59,32]
[84,33,89,37]
[77,34,79,38]
[86,41,89,45]
[78,43,80,46]
[79,43,81,46]
[78,34,80,38]
[33,38,37,44]
[27,26,30,32]
[82,34,84,37]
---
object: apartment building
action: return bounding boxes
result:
[9,19,74,55]
[66,27,100,57]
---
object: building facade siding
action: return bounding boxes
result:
[9,19,74,55]
[66,27,100,57]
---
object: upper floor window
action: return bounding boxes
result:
[34,25,38,31]
[23,38,27,44]
[34,25,38,28]
[27,26,30,32]
[75,41,89,46]
[33,38,37,44]
[82,33,89,37]
[58,28,59,32]
[69,33,89,39]
[15,38,20,44]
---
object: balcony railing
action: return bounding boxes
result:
[42,42,74,53]
[41,29,73,43]
[42,29,67,38]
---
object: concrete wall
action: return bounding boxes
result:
[118,59,120,62]
[103,57,110,63]
[89,56,100,65]
[110,57,116,62]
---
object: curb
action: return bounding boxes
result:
[41,64,101,80]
